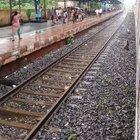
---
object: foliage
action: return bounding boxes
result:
[26,9,32,20]
[82,1,101,11]
[92,1,101,9]
[110,0,122,4]
[66,34,74,45]
[40,0,58,9]
[0,0,120,10]
[0,1,10,10]
[0,0,58,10]
[12,3,34,9]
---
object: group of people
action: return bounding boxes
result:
[36,5,43,21]
[95,9,103,17]
[10,7,104,41]
[49,7,85,25]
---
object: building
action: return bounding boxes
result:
[58,0,78,8]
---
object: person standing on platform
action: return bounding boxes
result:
[63,10,68,24]
[51,9,55,26]
[56,8,61,23]
[95,9,99,17]
[70,9,74,23]
[82,10,85,21]
[99,8,103,17]
[11,11,21,41]
[73,9,77,23]
[37,5,43,22]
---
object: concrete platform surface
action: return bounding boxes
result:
[0,21,52,38]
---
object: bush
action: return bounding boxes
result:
[65,34,74,45]
[0,1,10,10]
[12,3,34,10]
[26,9,32,21]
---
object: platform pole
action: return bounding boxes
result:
[9,0,12,22]
[64,0,66,9]
[19,0,21,12]
[44,0,47,20]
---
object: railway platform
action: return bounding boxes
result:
[0,11,121,67]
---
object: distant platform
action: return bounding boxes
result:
[0,11,122,67]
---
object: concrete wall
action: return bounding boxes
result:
[0,9,36,26]
[0,10,10,26]
[58,1,78,8]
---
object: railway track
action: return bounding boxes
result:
[0,13,126,140]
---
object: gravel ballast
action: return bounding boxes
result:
[34,12,136,140]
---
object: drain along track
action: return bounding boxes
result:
[0,14,126,140]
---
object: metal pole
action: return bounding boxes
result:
[34,0,37,14]
[9,0,12,24]
[88,0,90,11]
[44,0,47,20]
[19,0,21,12]
[64,0,66,9]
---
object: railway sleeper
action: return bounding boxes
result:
[55,64,85,70]
[0,107,44,117]
[67,56,93,61]
[0,119,34,130]
[21,91,61,98]
[34,78,73,86]
[51,68,82,73]
[29,84,66,91]
[61,61,88,66]
[65,58,91,63]
[46,72,77,79]
[0,111,39,125]
[11,98,53,106]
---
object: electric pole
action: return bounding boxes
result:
[44,0,47,20]
[9,0,12,22]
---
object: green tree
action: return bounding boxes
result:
[89,1,101,10]
[0,0,59,10]
[0,1,10,10]
[26,9,32,21]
